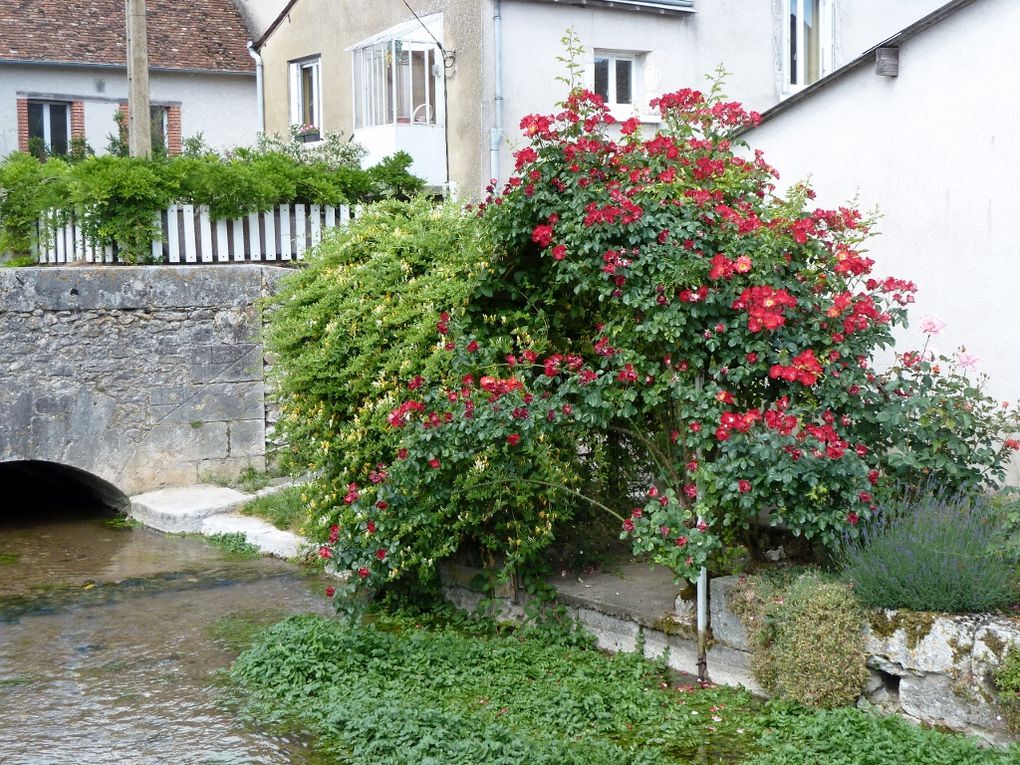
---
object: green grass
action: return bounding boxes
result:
[240,484,308,532]
[229,612,1018,765]
[0,552,19,565]
[204,532,260,558]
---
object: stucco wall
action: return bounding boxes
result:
[0,265,287,496]
[258,0,485,193]
[742,0,1020,414]
[0,64,258,155]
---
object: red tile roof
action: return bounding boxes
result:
[0,0,255,73]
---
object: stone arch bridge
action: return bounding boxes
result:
[0,265,288,503]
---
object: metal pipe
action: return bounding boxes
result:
[489,0,504,185]
[246,42,265,135]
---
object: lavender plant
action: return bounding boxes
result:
[838,487,1019,613]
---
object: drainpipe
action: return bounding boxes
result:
[489,0,503,185]
[247,41,265,135]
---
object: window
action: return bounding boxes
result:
[352,40,440,129]
[289,57,322,135]
[783,0,836,91]
[593,51,641,113]
[27,100,70,155]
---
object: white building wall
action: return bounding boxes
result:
[0,64,258,155]
[742,0,1020,410]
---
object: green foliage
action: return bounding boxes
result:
[0,152,68,254]
[68,155,170,263]
[0,129,423,262]
[731,572,868,708]
[204,531,260,557]
[747,702,1017,765]
[994,644,1020,733]
[241,485,308,533]
[838,487,1019,612]
[230,612,1017,764]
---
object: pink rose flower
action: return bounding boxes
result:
[918,315,945,335]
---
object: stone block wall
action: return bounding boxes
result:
[0,265,290,496]
[711,575,1019,745]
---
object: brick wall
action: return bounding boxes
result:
[16,98,29,153]
[167,104,181,155]
[70,101,85,140]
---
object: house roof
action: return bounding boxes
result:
[0,0,256,73]
[752,0,977,127]
[253,0,301,50]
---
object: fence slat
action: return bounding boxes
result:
[73,214,85,262]
[280,203,292,261]
[55,222,66,263]
[324,205,336,228]
[310,204,322,248]
[263,210,277,261]
[197,206,212,263]
[150,211,162,262]
[182,204,197,263]
[45,212,57,263]
[294,204,306,260]
[167,205,181,263]
[339,205,350,225]
[231,218,245,261]
[247,212,261,261]
[215,219,229,262]
[104,243,114,263]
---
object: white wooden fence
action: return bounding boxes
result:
[34,203,352,264]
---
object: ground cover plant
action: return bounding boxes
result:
[296,66,1019,602]
[241,485,308,533]
[228,611,1019,765]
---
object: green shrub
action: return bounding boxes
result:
[732,572,868,708]
[0,152,69,254]
[994,644,1020,733]
[838,487,1019,613]
[204,531,260,557]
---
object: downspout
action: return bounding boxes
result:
[489,0,503,184]
[247,41,265,135]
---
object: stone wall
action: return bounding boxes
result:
[0,265,291,496]
[711,575,1020,745]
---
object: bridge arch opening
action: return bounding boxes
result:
[0,460,130,517]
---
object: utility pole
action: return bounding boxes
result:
[125,0,152,157]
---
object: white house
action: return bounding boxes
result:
[742,0,1020,413]
[0,0,260,156]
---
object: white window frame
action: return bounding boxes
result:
[591,50,643,117]
[27,99,71,154]
[782,0,836,93]
[289,56,322,133]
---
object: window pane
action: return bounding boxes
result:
[150,106,167,152]
[615,60,632,105]
[411,49,426,122]
[806,0,821,83]
[48,103,68,155]
[427,49,437,125]
[353,50,363,129]
[789,3,799,85]
[594,57,609,101]
[28,102,45,142]
[395,48,411,122]
[301,65,315,126]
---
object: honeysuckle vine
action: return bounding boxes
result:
[313,80,1020,603]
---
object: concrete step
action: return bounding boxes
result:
[200,513,304,559]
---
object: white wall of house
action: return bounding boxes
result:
[743,0,1020,411]
[232,0,290,38]
[0,64,258,155]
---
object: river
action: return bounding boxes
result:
[0,504,332,765]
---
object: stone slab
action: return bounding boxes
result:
[200,513,305,559]
[709,575,749,650]
[129,484,249,532]
[552,560,684,629]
